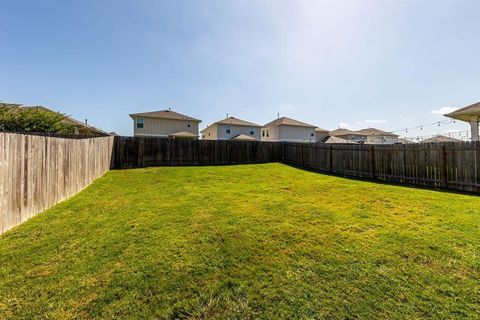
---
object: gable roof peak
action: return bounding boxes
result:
[129,109,201,122]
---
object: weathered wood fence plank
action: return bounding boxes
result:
[112,137,284,168]
[0,133,114,235]
[3,135,480,235]
[284,142,480,193]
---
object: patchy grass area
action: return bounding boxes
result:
[0,163,479,319]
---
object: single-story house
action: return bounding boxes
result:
[201,116,261,141]
[330,127,399,144]
[445,101,480,141]
[421,135,462,143]
[324,136,357,144]
[2,103,109,136]
[261,117,317,142]
[356,128,399,144]
[329,128,366,143]
[398,138,417,144]
[129,109,201,139]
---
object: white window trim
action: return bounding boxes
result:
[136,117,144,129]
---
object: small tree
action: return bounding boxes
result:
[0,106,73,133]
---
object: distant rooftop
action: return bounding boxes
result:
[330,128,364,136]
[331,127,398,137]
[129,109,201,122]
[215,116,261,127]
[398,138,417,144]
[356,128,398,137]
[232,133,257,141]
[421,135,462,143]
[263,116,316,128]
[324,136,357,144]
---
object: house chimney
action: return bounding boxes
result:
[226,113,229,118]
[169,107,171,111]
[277,112,280,119]
[85,119,88,125]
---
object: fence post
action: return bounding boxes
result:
[440,144,448,189]
[370,146,376,179]
[300,143,303,166]
[329,146,333,173]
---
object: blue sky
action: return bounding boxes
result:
[1,0,479,138]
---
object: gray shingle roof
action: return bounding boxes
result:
[421,135,462,143]
[324,136,357,144]
[331,127,398,137]
[356,128,398,137]
[232,133,257,141]
[215,117,261,127]
[330,128,364,136]
[129,110,201,122]
[263,117,316,128]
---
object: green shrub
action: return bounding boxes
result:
[0,106,73,133]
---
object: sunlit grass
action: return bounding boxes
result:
[0,163,479,319]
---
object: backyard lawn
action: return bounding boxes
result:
[0,163,479,319]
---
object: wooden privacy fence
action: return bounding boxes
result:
[113,136,284,168]
[284,142,480,193]
[2,134,480,234]
[0,133,114,234]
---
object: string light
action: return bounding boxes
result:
[390,119,454,134]
[403,130,470,142]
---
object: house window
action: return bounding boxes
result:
[187,122,191,128]
[266,130,269,137]
[262,130,265,137]
[136,118,144,129]
[226,127,231,134]
[310,133,314,137]
[250,130,254,135]
[208,132,211,136]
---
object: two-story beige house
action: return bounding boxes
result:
[130,109,201,138]
[201,117,261,141]
[261,117,317,142]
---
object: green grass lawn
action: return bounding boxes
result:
[1,164,479,319]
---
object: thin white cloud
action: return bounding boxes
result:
[276,104,296,116]
[365,119,388,124]
[430,106,458,115]
[339,122,349,129]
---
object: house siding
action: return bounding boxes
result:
[201,124,219,140]
[261,125,280,141]
[216,124,260,140]
[133,117,199,137]
[279,125,315,142]
[262,125,315,142]
[202,124,260,140]
[315,131,329,142]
